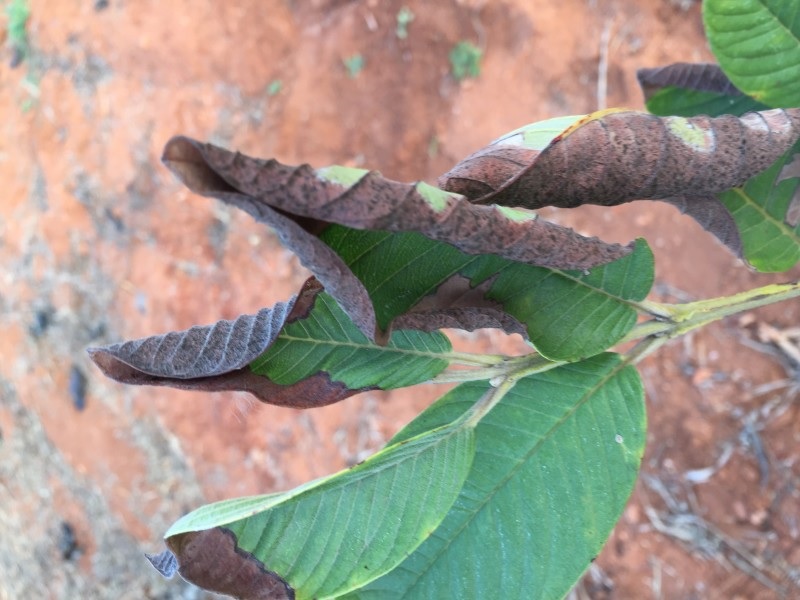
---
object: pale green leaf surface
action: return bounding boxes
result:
[249,293,450,388]
[346,353,646,600]
[168,422,475,599]
[704,0,800,107]
[490,115,583,150]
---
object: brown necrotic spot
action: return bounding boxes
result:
[167,528,295,600]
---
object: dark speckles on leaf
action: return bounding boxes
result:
[92,105,795,407]
[439,108,800,259]
[162,135,632,274]
[443,109,800,210]
[88,279,365,409]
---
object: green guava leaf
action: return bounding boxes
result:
[160,137,652,359]
[249,290,450,389]
[638,62,800,272]
[717,152,800,271]
[89,278,450,408]
[321,228,653,361]
[704,0,800,108]
[345,352,646,600]
[645,86,767,118]
[159,417,476,599]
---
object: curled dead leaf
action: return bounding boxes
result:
[636,62,742,100]
[162,135,632,274]
[440,108,800,258]
[442,109,800,209]
[88,278,363,408]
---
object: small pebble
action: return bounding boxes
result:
[58,521,80,561]
[69,365,87,411]
[28,307,53,338]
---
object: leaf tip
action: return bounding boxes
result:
[161,136,237,195]
[145,549,178,578]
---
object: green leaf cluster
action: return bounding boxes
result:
[150,3,800,598]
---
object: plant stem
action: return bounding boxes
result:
[621,334,670,366]
[462,355,565,426]
[462,377,517,427]
[630,299,676,319]
[431,350,558,384]
[666,281,800,325]
[442,350,511,367]
[437,281,800,394]
[622,280,800,364]
[429,367,509,384]
[635,281,800,324]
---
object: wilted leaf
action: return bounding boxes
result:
[637,62,742,99]
[637,62,770,121]
[440,108,800,258]
[163,529,295,599]
[443,108,800,208]
[322,228,653,361]
[89,278,451,408]
[249,291,451,389]
[346,353,646,600]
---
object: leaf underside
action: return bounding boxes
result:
[346,353,646,599]
[161,137,634,343]
[157,136,654,360]
[92,97,800,404]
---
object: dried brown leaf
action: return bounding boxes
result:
[162,136,631,274]
[164,528,295,599]
[440,108,800,257]
[88,278,362,408]
[636,62,741,101]
[444,109,800,208]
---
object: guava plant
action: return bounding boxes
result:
[90,2,800,598]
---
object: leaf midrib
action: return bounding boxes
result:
[276,334,450,360]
